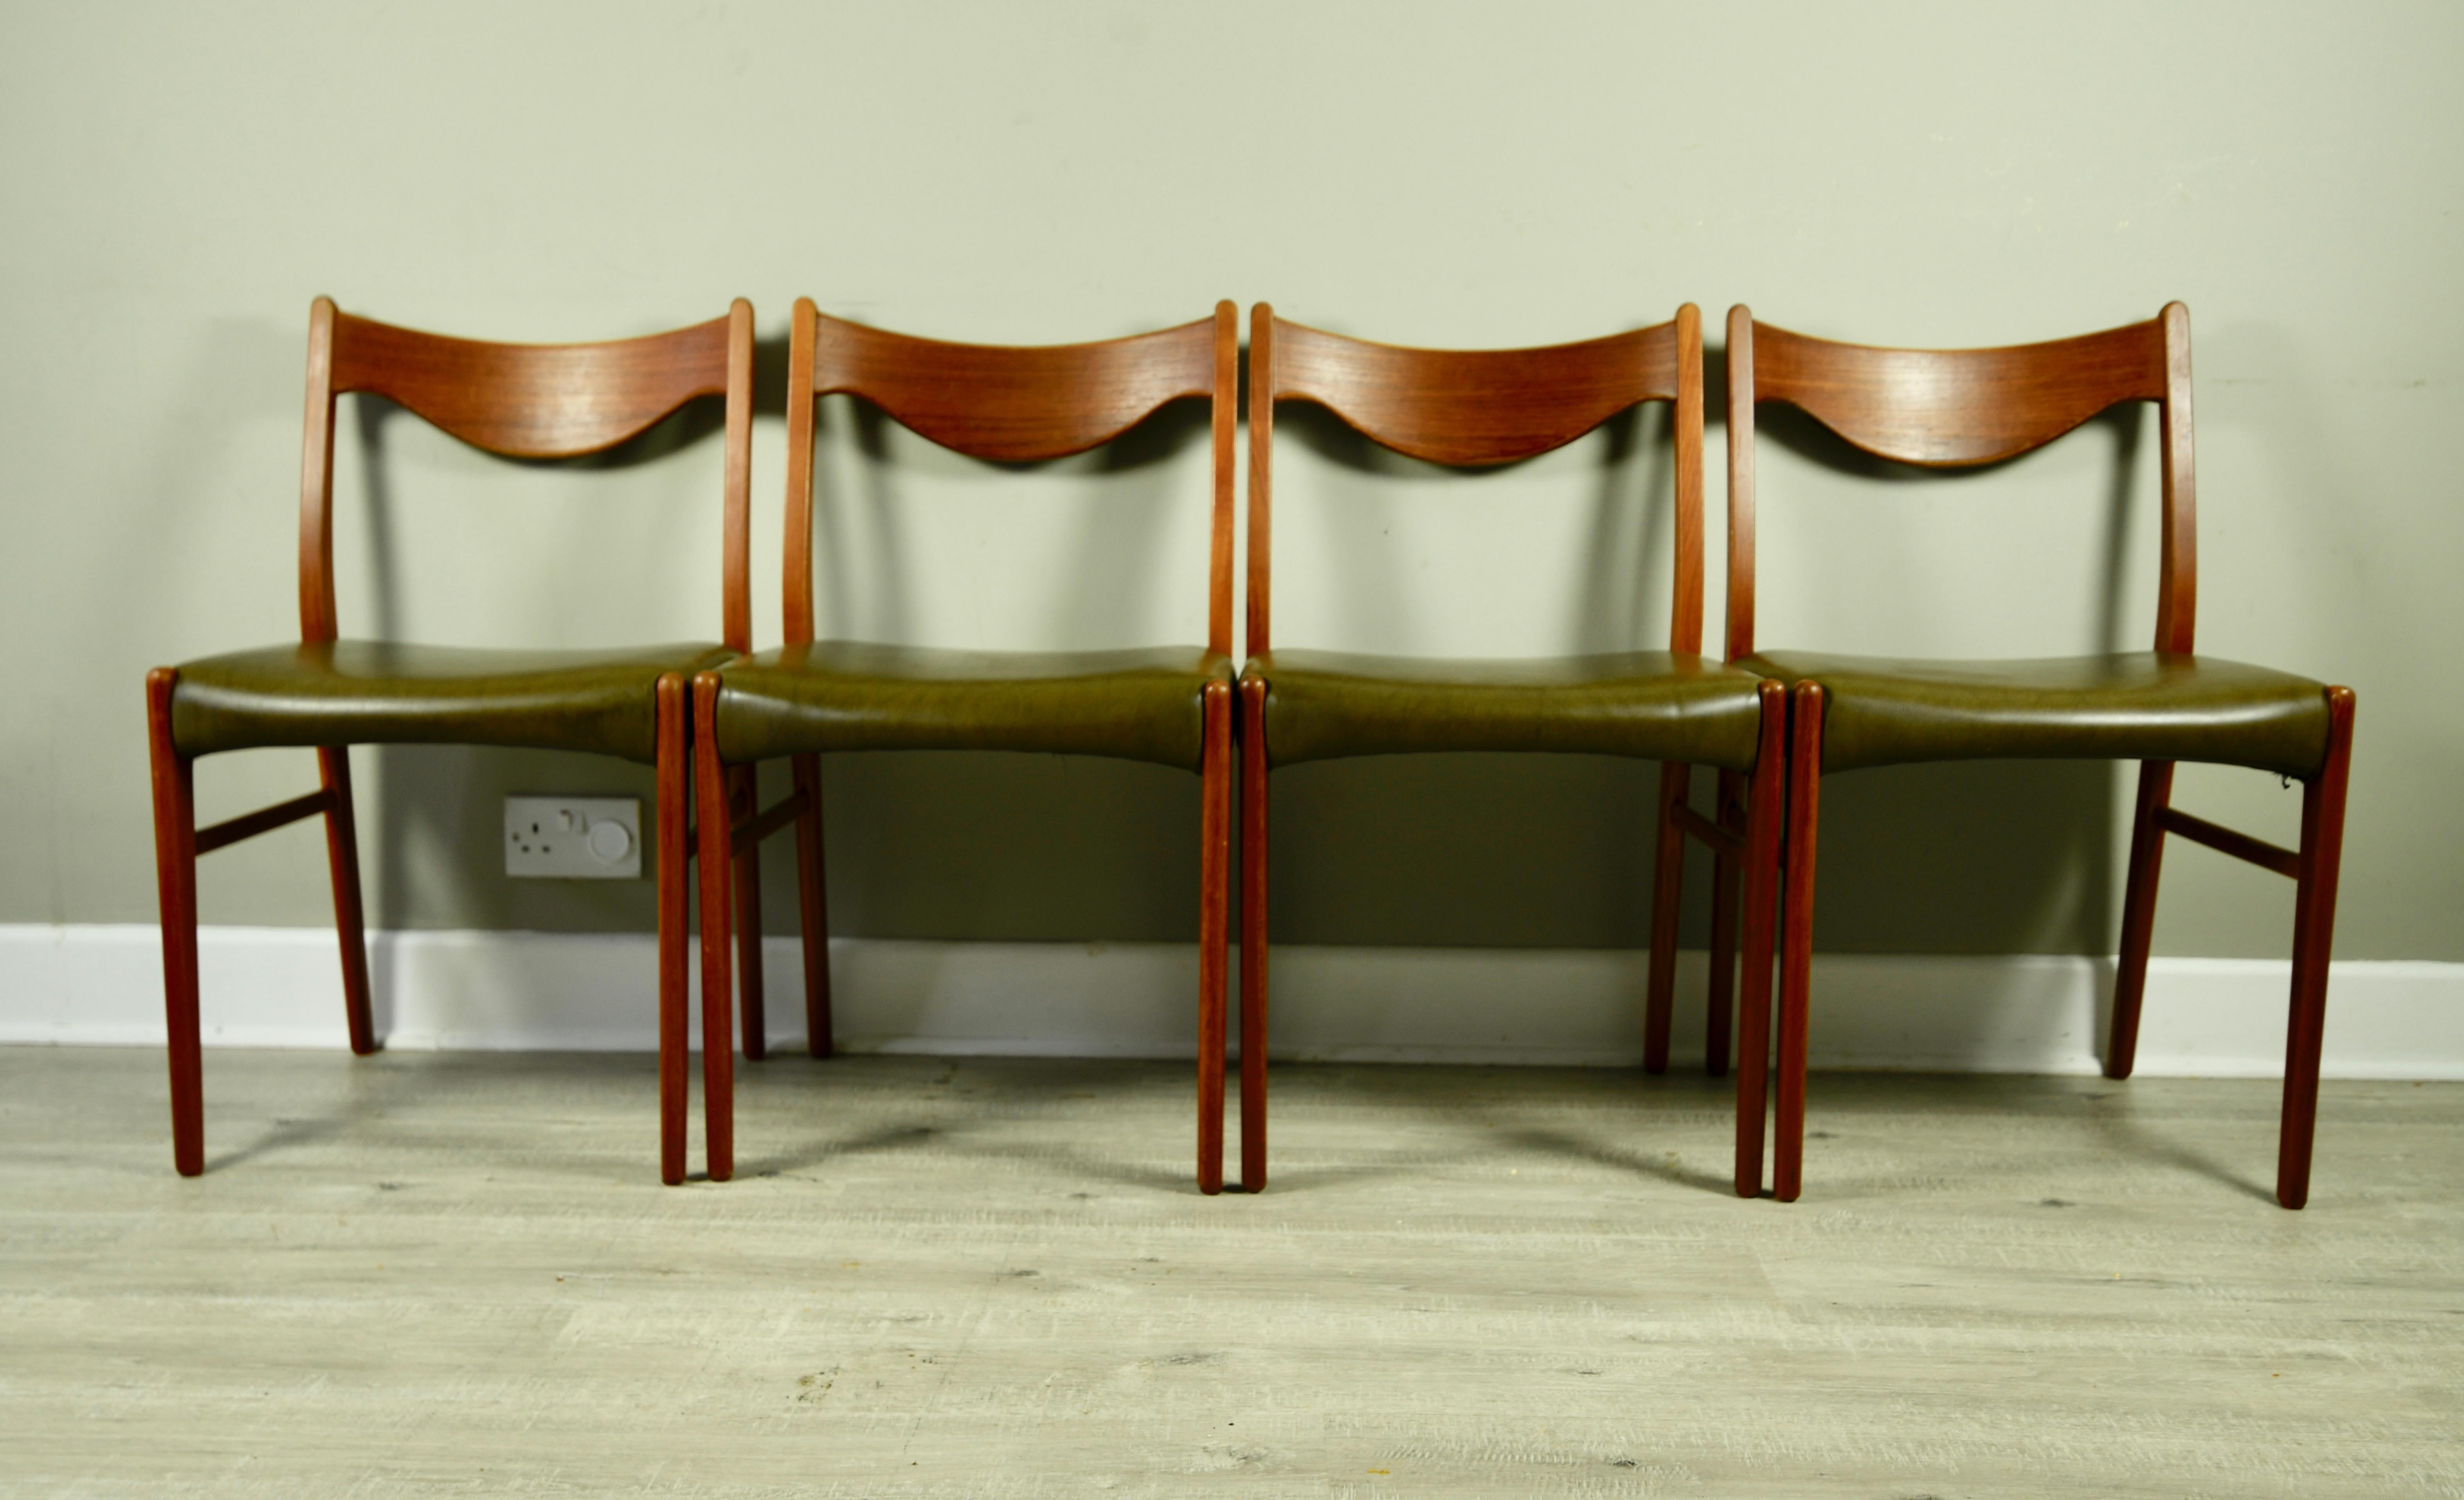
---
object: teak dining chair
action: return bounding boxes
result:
[1240,304,1788,1196]
[691,300,1238,1187]
[1727,303,2356,1208]
[146,298,755,1184]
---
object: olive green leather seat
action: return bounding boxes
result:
[709,642,1233,771]
[170,640,738,765]
[1248,648,1769,771]
[1741,650,2333,779]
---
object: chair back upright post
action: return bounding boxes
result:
[296,298,757,650]
[1724,303,2193,661]
[1244,305,1705,660]
[783,300,1237,651]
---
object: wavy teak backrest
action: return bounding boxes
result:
[297,297,756,648]
[1725,303,2195,659]
[1245,305,1704,657]
[782,301,1238,652]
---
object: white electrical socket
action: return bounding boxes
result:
[505,796,642,879]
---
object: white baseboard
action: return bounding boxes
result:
[0,924,2458,1079]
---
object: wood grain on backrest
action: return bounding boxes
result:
[806,309,1218,462]
[783,301,1237,651]
[1749,317,2167,468]
[1247,307,1704,656]
[1726,303,2194,659]
[1267,318,1679,466]
[298,297,754,646]
[327,308,735,459]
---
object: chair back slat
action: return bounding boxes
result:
[808,311,1217,463]
[1267,320,1679,467]
[328,312,734,459]
[784,302,1237,651]
[1751,318,2168,468]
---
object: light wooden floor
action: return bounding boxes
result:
[3,1047,2460,1497]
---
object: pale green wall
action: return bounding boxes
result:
[3,2,2457,959]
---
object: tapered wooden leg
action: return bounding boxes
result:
[2106,760,2175,1080]
[1642,762,1689,1075]
[1704,769,1746,1078]
[654,675,690,1186]
[147,669,204,1178]
[315,746,377,1057]
[1733,683,1786,1198]
[728,765,767,1062]
[692,674,736,1182]
[1196,680,1231,1195]
[791,754,834,1060]
[2277,688,2355,1211]
[1774,682,1824,1204]
[1238,675,1271,1194]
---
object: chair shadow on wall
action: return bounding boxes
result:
[1261,397,1690,953]
[351,328,787,1037]
[750,389,1220,956]
[346,325,2159,1075]
[1251,354,2159,1184]
[1745,389,2152,1060]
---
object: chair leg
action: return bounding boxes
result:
[1704,769,1746,1078]
[1197,681,1231,1196]
[1238,675,1271,1193]
[692,675,736,1182]
[791,754,834,1060]
[1774,682,1825,1204]
[654,675,690,1186]
[1733,683,1787,1198]
[728,765,767,1063]
[1642,762,1689,1074]
[2106,760,2174,1080]
[315,746,377,1057]
[2277,687,2355,1211]
[146,669,205,1178]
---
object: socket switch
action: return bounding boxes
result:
[505,796,642,879]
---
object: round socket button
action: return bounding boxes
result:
[587,820,634,864]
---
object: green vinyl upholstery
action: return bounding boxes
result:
[708,641,1232,771]
[1742,650,2333,779]
[170,639,737,765]
[1247,648,1769,772]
